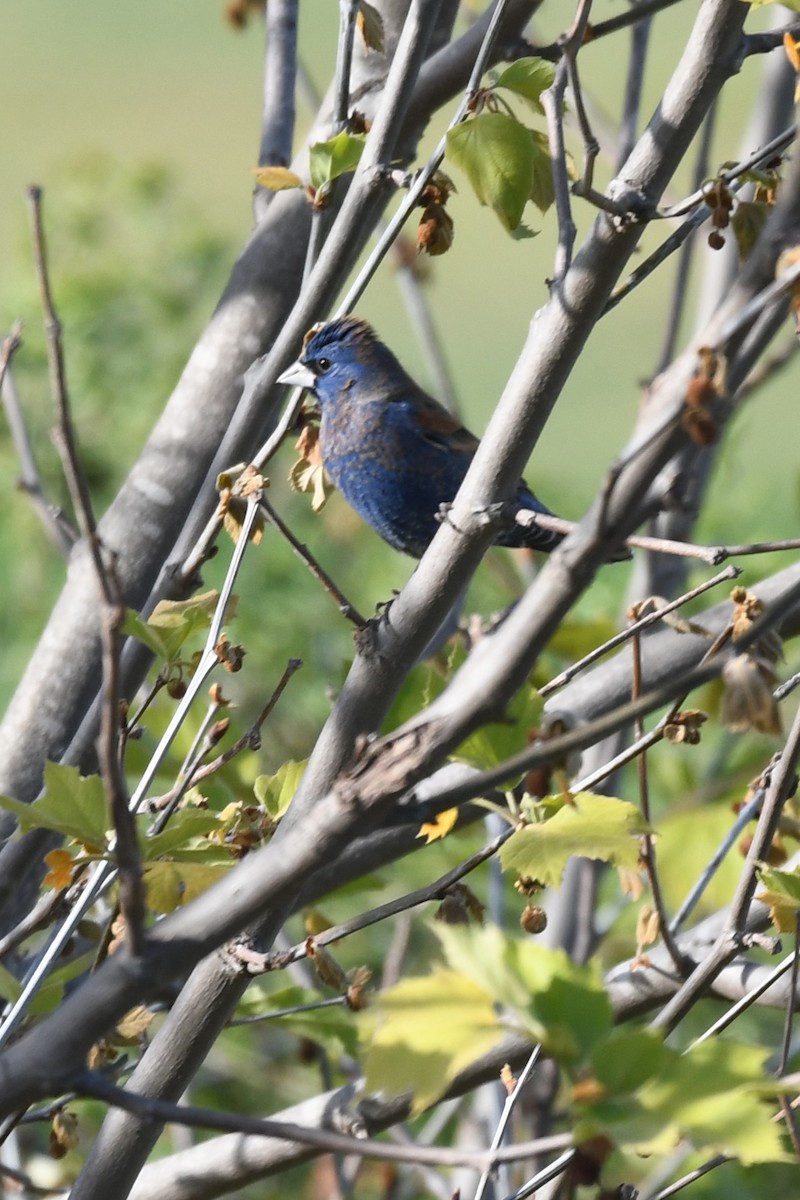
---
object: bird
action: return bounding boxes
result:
[277,316,565,560]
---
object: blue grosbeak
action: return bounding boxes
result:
[278,316,564,559]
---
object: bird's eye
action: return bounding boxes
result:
[316,357,332,373]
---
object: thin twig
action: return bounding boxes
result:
[147,657,302,819]
[563,0,601,200]
[657,124,796,220]
[691,949,798,1047]
[27,186,145,955]
[1,333,76,554]
[259,494,366,626]
[521,510,800,565]
[669,782,765,936]
[541,61,575,279]
[501,1148,576,1200]
[616,0,654,170]
[333,0,360,131]
[239,823,515,974]
[605,125,796,313]
[474,1047,541,1200]
[540,564,739,698]
[652,703,800,1034]
[75,1071,573,1172]
[655,104,717,374]
[255,0,298,221]
[632,626,686,974]
[650,1154,729,1200]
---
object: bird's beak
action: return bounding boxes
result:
[277,360,316,391]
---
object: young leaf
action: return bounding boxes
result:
[254,759,306,821]
[0,762,109,850]
[528,129,556,215]
[499,794,649,888]
[140,807,225,860]
[124,590,233,663]
[447,112,536,232]
[756,864,800,932]
[252,166,304,192]
[142,860,230,913]
[437,924,612,1065]
[363,969,503,1113]
[455,686,543,772]
[493,57,555,112]
[309,131,367,194]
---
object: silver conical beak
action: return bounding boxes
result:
[277,360,316,391]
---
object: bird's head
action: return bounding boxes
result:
[277,317,407,407]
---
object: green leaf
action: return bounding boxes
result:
[0,762,109,849]
[455,687,543,773]
[123,590,232,663]
[363,968,503,1113]
[493,57,555,112]
[309,131,367,193]
[500,793,648,887]
[437,925,612,1065]
[253,759,306,820]
[578,1039,790,1174]
[142,859,230,913]
[756,864,800,932]
[528,129,555,214]
[121,608,171,660]
[591,1028,667,1096]
[447,112,536,231]
[731,200,769,260]
[140,807,225,859]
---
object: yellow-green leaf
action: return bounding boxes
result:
[124,590,234,663]
[499,793,648,888]
[447,111,536,232]
[363,969,503,1114]
[756,864,800,932]
[0,762,109,850]
[143,860,230,913]
[528,129,555,215]
[436,925,612,1065]
[455,686,543,772]
[493,57,555,112]
[253,166,304,192]
[254,759,305,820]
[309,131,367,193]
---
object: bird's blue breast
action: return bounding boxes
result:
[320,395,465,557]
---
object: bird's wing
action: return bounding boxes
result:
[411,391,480,457]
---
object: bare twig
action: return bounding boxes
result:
[259,495,366,626]
[147,657,302,822]
[632,626,686,974]
[540,564,739,698]
[656,105,717,373]
[652,703,800,1033]
[238,823,515,974]
[27,186,145,955]
[474,1047,541,1200]
[1,330,76,554]
[75,1071,572,1172]
[541,61,575,279]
